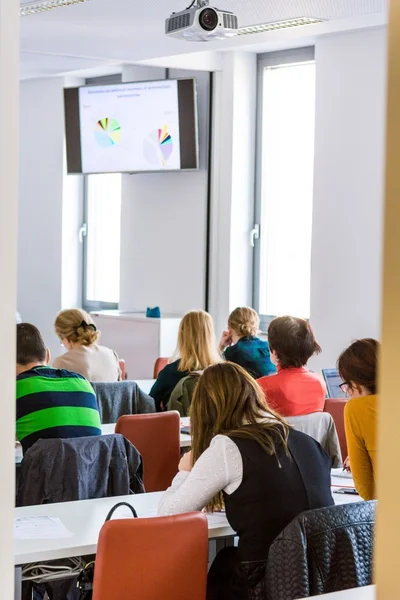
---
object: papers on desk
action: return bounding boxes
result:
[206,512,228,526]
[15,516,73,540]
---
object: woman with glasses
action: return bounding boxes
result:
[338,338,379,500]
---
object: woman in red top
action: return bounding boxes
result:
[258,316,326,417]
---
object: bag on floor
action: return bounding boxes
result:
[77,502,138,600]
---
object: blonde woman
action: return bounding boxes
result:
[159,363,333,600]
[219,307,276,378]
[150,310,221,412]
[53,309,121,382]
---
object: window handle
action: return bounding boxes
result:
[78,223,88,243]
[250,224,260,247]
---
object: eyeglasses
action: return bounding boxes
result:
[339,381,350,396]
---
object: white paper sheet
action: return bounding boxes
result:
[15,516,73,540]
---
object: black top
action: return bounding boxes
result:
[149,359,189,412]
[223,429,334,563]
[224,337,276,379]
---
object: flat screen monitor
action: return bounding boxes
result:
[322,368,346,399]
[64,78,199,174]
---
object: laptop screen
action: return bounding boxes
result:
[322,368,346,399]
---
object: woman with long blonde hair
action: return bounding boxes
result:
[53,309,121,382]
[150,310,221,411]
[159,363,333,600]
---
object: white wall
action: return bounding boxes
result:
[0,0,19,595]
[119,65,210,315]
[209,52,257,335]
[310,27,387,370]
[18,77,84,359]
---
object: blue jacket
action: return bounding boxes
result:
[224,336,276,379]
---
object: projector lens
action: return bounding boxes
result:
[199,8,218,31]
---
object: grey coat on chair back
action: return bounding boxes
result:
[17,434,144,507]
[91,380,155,424]
[265,501,376,600]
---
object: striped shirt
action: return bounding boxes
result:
[16,366,102,453]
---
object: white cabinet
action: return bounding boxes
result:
[91,311,182,380]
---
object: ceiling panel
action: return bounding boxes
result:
[21,0,386,26]
[19,0,387,78]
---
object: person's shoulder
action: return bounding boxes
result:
[257,373,278,389]
[224,344,237,359]
[159,359,181,375]
[96,344,117,357]
[345,394,377,416]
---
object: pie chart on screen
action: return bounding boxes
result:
[94,118,121,148]
[143,126,174,168]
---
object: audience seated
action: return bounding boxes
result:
[338,338,379,500]
[258,316,326,416]
[53,309,121,382]
[150,310,222,412]
[16,323,102,454]
[159,363,334,600]
[219,307,276,378]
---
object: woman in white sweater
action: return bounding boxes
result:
[159,363,333,600]
[53,309,121,382]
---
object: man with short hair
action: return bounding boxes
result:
[16,323,102,453]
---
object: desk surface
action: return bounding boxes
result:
[15,471,359,567]
[305,586,375,599]
[15,492,234,566]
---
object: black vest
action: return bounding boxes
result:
[223,428,334,562]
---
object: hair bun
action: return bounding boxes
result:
[78,320,97,332]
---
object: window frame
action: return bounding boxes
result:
[81,74,122,312]
[253,47,315,332]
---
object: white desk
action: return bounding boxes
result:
[14,492,234,566]
[134,379,155,395]
[101,415,192,449]
[304,586,375,599]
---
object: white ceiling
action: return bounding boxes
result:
[20,0,387,79]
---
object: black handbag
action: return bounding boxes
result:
[77,502,138,600]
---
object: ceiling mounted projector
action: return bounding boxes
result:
[165,0,238,42]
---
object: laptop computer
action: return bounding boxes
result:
[322,368,346,399]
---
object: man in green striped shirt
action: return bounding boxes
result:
[16,323,102,453]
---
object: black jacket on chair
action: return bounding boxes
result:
[265,501,376,600]
[18,434,144,600]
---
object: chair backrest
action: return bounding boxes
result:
[93,512,208,600]
[324,397,348,459]
[266,501,376,599]
[118,358,126,380]
[153,356,169,378]
[286,412,342,467]
[115,412,180,492]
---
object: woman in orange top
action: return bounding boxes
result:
[258,316,326,417]
[338,338,379,501]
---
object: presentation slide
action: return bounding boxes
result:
[78,80,182,173]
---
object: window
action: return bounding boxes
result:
[83,173,122,310]
[254,48,316,326]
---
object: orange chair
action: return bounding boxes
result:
[118,359,126,380]
[153,356,169,378]
[115,412,180,492]
[92,512,208,600]
[324,398,348,459]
